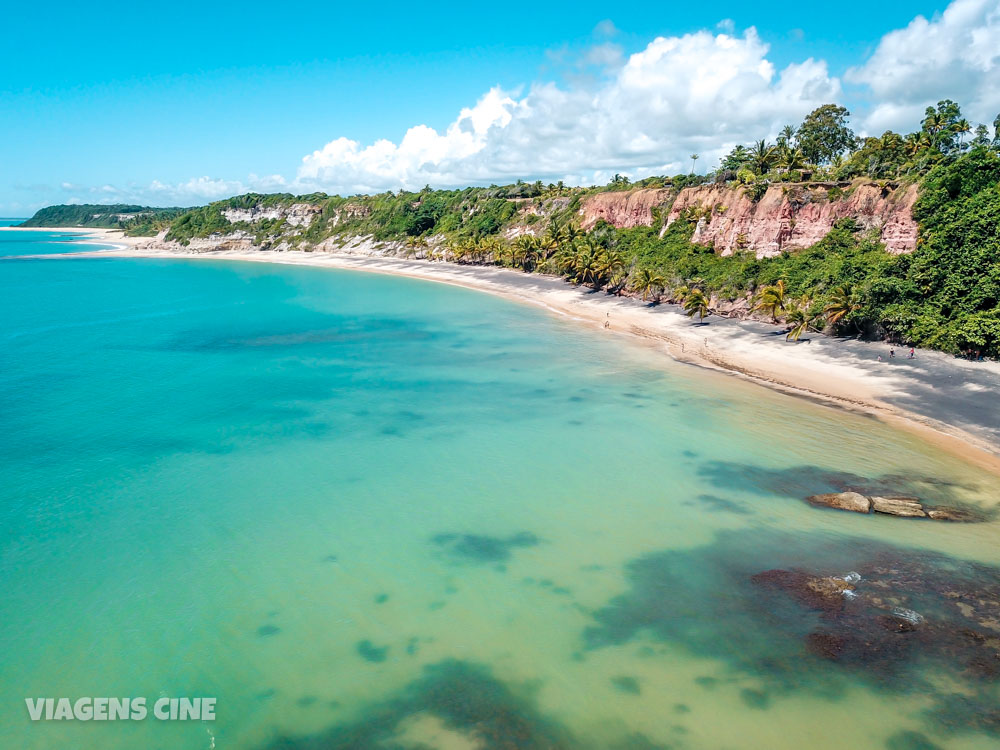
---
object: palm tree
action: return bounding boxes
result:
[775,145,805,171]
[785,294,817,341]
[749,140,775,175]
[683,288,711,323]
[824,284,862,328]
[956,118,972,146]
[595,247,625,286]
[632,268,666,302]
[690,154,699,174]
[754,279,788,322]
[574,250,600,286]
[778,125,796,147]
[542,220,567,259]
[515,234,541,271]
[673,284,690,303]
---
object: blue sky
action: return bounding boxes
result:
[2,0,997,215]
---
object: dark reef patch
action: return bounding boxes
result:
[255,660,580,750]
[356,640,389,663]
[740,688,770,709]
[610,676,641,695]
[432,531,540,564]
[374,593,389,604]
[885,730,943,750]
[697,462,980,510]
[257,625,281,638]
[691,493,752,515]
[584,528,1000,740]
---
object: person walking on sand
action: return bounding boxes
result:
[908,348,915,359]
[889,348,895,359]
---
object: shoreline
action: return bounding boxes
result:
[9,226,1000,474]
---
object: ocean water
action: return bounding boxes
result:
[2,231,1000,750]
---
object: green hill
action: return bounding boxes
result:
[20,204,187,234]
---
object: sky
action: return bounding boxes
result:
[1,0,998,215]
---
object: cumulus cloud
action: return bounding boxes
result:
[847,0,1000,133]
[42,0,1000,208]
[297,28,838,193]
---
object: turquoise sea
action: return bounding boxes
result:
[2,230,1000,750]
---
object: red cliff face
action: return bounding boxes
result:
[579,182,919,257]
[579,188,676,230]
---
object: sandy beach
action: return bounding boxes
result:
[10,226,1000,470]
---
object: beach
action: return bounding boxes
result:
[32,226,1000,471]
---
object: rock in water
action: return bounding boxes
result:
[926,506,979,522]
[806,492,872,513]
[870,496,927,517]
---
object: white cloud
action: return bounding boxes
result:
[35,0,1000,211]
[297,28,838,193]
[848,0,1000,132]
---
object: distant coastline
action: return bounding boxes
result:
[14,225,999,474]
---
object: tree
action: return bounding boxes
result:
[632,268,666,302]
[824,284,862,328]
[797,104,855,165]
[749,140,775,175]
[777,125,797,147]
[785,295,818,341]
[921,100,964,154]
[754,279,788,322]
[596,247,626,285]
[690,154,699,174]
[542,219,567,258]
[683,288,711,323]
[721,145,751,172]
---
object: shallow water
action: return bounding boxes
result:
[2,236,999,750]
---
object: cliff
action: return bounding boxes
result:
[221,202,321,227]
[579,181,919,257]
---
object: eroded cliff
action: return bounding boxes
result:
[579,181,919,257]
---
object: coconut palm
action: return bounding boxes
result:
[955,118,972,146]
[542,220,567,258]
[595,247,625,285]
[632,268,667,302]
[749,140,775,175]
[824,284,862,327]
[574,250,600,286]
[690,154,699,174]
[785,294,818,341]
[515,234,541,271]
[754,279,788,322]
[683,288,711,323]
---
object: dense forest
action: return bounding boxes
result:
[23,100,1000,356]
[20,203,187,231]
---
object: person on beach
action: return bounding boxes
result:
[878,354,883,362]
[889,348,895,358]
[604,312,610,329]
[908,348,915,359]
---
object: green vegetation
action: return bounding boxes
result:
[20,204,186,233]
[23,100,1000,357]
